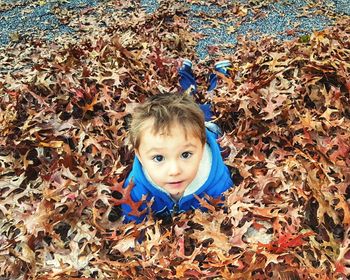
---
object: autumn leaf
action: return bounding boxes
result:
[0,1,349,279]
[109,180,148,218]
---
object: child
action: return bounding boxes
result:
[114,60,233,223]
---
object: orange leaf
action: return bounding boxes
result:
[193,194,216,212]
[110,180,148,217]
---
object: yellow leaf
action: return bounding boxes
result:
[19,243,35,264]
[238,7,248,17]
[9,32,20,42]
[39,141,64,148]
[226,25,237,35]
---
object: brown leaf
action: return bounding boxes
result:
[110,180,148,217]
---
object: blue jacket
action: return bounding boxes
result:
[121,128,233,223]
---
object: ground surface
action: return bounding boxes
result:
[1,0,350,58]
[1,1,350,279]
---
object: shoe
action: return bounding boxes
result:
[181,58,192,72]
[178,59,197,93]
[207,60,232,92]
[214,60,232,76]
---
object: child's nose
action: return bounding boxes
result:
[168,160,181,176]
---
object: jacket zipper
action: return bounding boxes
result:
[172,203,179,215]
[172,195,185,216]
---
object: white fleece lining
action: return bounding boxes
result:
[143,143,212,200]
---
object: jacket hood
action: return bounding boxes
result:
[126,128,232,213]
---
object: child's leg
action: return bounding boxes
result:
[199,104,214,122]
[178,59,231,128]
[203,60,232,122]
[204,60,232,136]
[207,60,232,92]
[178,59,197,93]
[178,60,213,122]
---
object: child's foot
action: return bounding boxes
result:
[208,60,232,91]
[214,60,232,76]
[178,59,197,93]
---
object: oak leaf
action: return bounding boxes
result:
[109,180,148,217]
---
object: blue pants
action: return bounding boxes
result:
[178,65,215,122]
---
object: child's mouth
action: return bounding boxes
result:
[168,181,184,188]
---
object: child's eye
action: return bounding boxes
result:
[152,155,164,162]
[181,152,192,159]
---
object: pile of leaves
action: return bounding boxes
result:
[0,0,350,279]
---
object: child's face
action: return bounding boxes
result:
[136,119,205,200]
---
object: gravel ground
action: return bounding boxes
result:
[0,0,349,58]
[188,0,350,58]
[0,0,98,44]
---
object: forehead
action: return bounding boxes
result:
[139,118,199,142]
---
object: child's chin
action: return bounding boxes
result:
[167,189,184,196]
[170,191,184,200]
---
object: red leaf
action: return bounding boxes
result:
[335,262,346,274]
[260,231,315,254]
[80,7,95,15]
[178,236,185,257]
[110,180,148,217]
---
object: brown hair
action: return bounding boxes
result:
[129,93,206,149]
